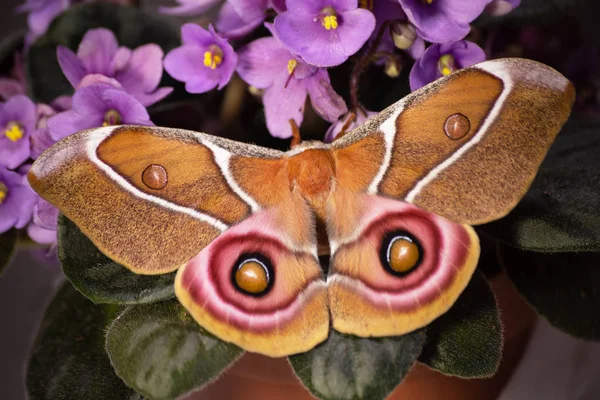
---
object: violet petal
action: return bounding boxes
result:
[305,69,347,122]
[263,75,307,138]
[57,46,87,87]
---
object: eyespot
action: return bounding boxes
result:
[380,231,423,277]
[444,113,470,140]
[142,164,167,190]
[231,253,274,297]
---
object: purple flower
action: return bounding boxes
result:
[216,0,286,39]
[409,41,486,91]
[164,24,237,94]
[0,95,37,170]
[27,196,58,244]
[325,107,375,142]
[273,0,376,67]
[398,0,491,43]
[485,0,520,16]
[18,0,71,45]
[47,83,154,141]
[30,104,59,159]
[159,0,219,16]
[237,34,347,138]
[57,28,172,106]
[0,166,36,233]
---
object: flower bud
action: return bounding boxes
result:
[384,57,403,78]
[391,22,417,50]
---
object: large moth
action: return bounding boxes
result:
[29,58,574,357]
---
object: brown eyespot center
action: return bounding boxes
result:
[142,164,168,190]
[234,259,270,295]
[444,113,470,140]
[382,233,422,276]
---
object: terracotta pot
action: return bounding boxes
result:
[188,273,537,400]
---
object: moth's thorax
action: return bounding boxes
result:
[287,148,336,207]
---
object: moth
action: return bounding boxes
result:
[29,58,574,357]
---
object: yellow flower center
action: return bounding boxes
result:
[319,7,339,30]
[323,15,338,30]
[287,59,298,75]
[421,0,434,4]
[102,109,122,126]
[203,45,223,70]
[4,122,24,142]
[0,182,7,205]
[438,54,455,76]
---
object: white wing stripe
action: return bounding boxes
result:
[86,126,229,232]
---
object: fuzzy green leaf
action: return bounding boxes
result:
[26,3,183,103]
[27,283,139,400]
[58,215,175,304]
[498,244,600,340]
[481,114,600,252]
[419,271,503,378]
[289,329,426,400]
[106,300,244,400]
[0,229,17,275]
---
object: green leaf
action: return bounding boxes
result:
[419,271,503,378]
[26,3,182,103]
[58,215,176,305]
[27,283,140,400]
[481,114,600,252]
[106,300,244,400]
[289,329,426,400]
[498,244,600,340]
[0,229,17,275]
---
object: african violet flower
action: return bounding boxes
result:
[237,33,347,138]
[216,0,286,39]
[0,166,36,233]
[164,24,237,94]
[0,95,37,170]
[485,0,521,16]
[409,40,486,91]
[57,28,172,106]
[398,0,491,43]
[273,0,376,67]
[17,0,71,45]
[47,83,153,141]
[27,196,58,244]
[325,107,375,142]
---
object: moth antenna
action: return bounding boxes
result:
[334,111,357,141]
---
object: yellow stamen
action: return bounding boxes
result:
[323,15,339,30]
[287,59,298,75]
[4,123,24,142]
[102,109,122,127]
[438,54,455,76]
[0,182,7,205]
[203,45,224,70]
[422,0,434,4]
